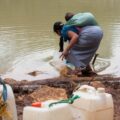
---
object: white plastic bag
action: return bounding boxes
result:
[49,52,66,71]
[49,51,75,71]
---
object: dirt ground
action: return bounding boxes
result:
[4,75,120,120]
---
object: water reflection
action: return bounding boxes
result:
[0,26,56,73]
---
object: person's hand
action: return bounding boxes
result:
[60,49,69,60]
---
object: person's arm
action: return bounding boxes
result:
[66,31,79,51]
[60,31,79,60]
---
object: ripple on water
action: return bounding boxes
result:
[94,58,111,72]
[0,26,56,74]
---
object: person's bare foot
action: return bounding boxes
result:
[73,68,82,76]
[67,68,82,76]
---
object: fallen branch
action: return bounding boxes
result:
[4,75,120,94]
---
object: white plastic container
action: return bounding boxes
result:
[71,85,114,120]
[0,84,17,120]
[23,100,73,120]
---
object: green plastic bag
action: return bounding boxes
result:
[66,12,98,27]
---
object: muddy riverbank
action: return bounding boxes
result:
[4,75,120,120]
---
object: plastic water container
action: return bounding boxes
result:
[23,100,73,120]
[0,84,17,120]
[71,85,114,120]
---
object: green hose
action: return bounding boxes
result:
[49,95,80,107]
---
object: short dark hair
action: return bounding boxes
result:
[53,21,64,33]
[65,12,74,21]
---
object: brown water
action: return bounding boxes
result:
[0,0,120,78]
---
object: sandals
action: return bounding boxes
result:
[66,66,97,77]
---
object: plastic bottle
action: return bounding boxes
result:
[0,84,18,120]
[23,100,73,120]
[71,85,114,120]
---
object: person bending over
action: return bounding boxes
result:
[54,13,103,76]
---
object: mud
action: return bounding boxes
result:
[4,76,120,120]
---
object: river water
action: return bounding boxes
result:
[0,0,120,80]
